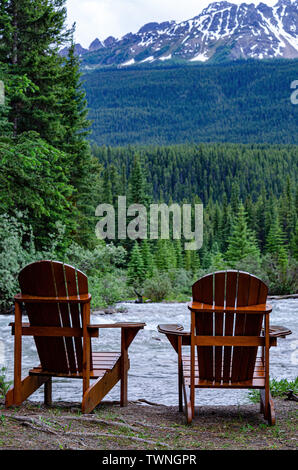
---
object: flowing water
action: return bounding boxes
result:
[0,299,297,406]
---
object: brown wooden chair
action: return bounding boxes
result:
[5,260,145,413]
[158,270,292,425]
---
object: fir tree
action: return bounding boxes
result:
[128,153,147,206]
[265,210,287,257]
[210,242,226,271]
[226,203,260,265]
[0,1,98,247]
[127,242,146,301]
[174,239,183,269]
[290,222,298,260]
[141,239,154,278]
[0,0,72,139]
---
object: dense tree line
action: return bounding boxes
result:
[92,144,298,298]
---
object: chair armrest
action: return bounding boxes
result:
[87,322,146,330]
[157,324,190,336]
[157,324,190,352]
[265,325,292,338]
[9,322,99,338]
[87,323,145,352]
[14,293,91,304]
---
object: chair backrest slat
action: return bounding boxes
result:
[192,271,268,383]
[52,262,77,373]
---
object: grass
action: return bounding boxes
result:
[0,367,11,398]
[248,377,298,403]
[0,398,297,450]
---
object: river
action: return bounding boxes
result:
[0,299,297,406]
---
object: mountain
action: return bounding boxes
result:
[63,0,298,67]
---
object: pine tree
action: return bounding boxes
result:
[0,65,12,136]
[0,1,98,247]
[290,222,298,260]
[0,0,72,139]
[279,177,295,243]
[184,250,192,271]
[190,250,200,276]
[141,239,154,278]
[102,167,113,205]
[0,132,74,248]
[127,242,146,301]
[226,203,260,265]
[174,239,183,268]
[209,242,225,271]
[128,153,147,206]
[219,193,233,252]
[155,239,172,271]
[265,210,287,257]
[230,181,240,216]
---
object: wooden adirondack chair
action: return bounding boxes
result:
[158,271,292,425]
[5,260,145,413]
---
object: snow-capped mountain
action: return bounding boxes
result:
[63,0,298,66]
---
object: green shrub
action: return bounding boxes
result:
[64,241,127,276]
[261,254,298,295]
[167,268,193,295]
[89,271,129,308]
[0,367,11,398]
[0,214,36,311]
[0,214,68,312]
[143,272,172,302]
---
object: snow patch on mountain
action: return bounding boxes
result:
[64,1,298,66]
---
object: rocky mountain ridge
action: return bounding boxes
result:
[62,0,298,66]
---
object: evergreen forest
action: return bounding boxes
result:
[0,0,297,313]
[84,59,298,146]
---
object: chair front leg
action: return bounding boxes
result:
[82,302,91,395]
[13,301,22,405]
[120,328,129,407]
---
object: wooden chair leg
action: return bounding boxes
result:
[120,369,128,407]
[260,389,275,426]
[82,361,121,414]
[120,329,129,407]
[260,391,264,413]
[268,396,276,426]
[5,375,48,408]
[44,377,52,406]
[178,371,183,412]
[184,384,193,424]
[82,303,91,395]
[178,336,183,412]
[13,301,22,405]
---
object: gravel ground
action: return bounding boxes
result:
[0,397,297,451]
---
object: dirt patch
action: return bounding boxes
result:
[0,397,297,451]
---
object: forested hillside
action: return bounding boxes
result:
[84,60,298,146]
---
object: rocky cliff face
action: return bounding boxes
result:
[61,1,298,66]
